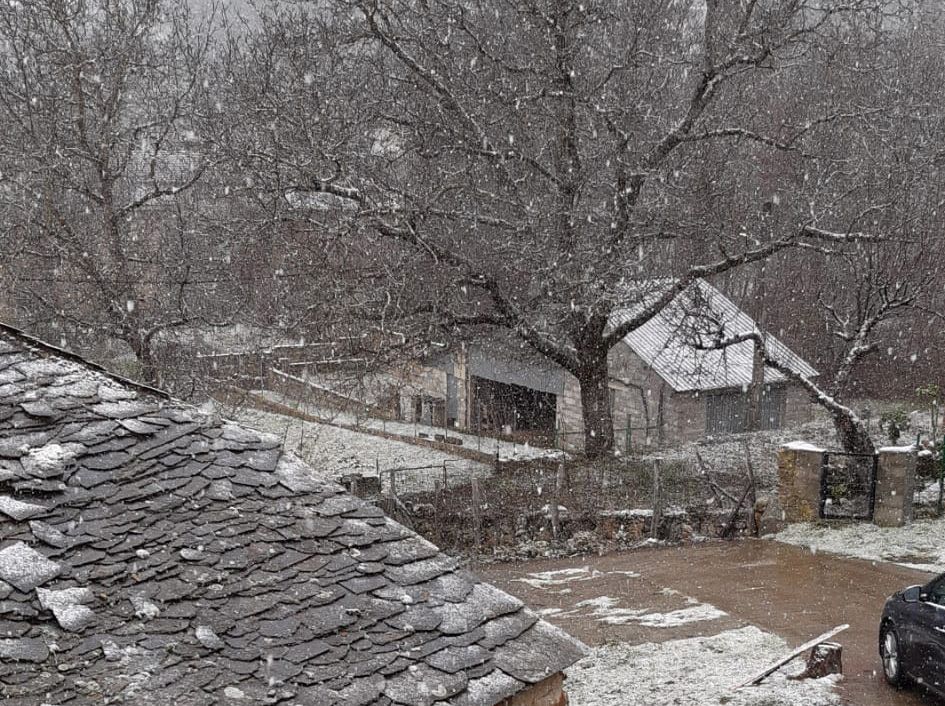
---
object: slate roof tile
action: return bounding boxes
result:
[0,323,585,704]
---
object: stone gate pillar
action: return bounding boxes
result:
[777,442,826,524]
[874,446,916,528]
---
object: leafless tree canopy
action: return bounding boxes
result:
[0,0,944,455]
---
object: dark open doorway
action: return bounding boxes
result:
[472,375,556,441]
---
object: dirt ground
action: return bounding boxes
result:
[475,539,940,705]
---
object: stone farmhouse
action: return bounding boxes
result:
[0,323,584,705]
[391,279,817,451]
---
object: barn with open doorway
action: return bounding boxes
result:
[471,376,557,439]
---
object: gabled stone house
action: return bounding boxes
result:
[0,323,584,705]
[390,280,816,450]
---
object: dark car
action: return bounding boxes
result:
[880,574,945,696]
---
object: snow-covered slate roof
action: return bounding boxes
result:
[0,323,584,705]
[613,279,818,393]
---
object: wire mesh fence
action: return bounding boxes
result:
[368,454,757,551]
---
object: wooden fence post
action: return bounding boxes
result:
[442,460,448,490]
[938,434,945,517]
[389,468,396,498]
[433,479,442,540]
[651,459,662,539]
[551,462,566,540]
[743,442,758,535]
[471,478,482,547]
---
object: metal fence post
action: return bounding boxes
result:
[626,414,632,453]
[442,460,448,490]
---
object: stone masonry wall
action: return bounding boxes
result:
[874,447,916,527]
[777,444,824,523]
[500,673,568,706]
[783,384,814,427]
[665,392,706,445]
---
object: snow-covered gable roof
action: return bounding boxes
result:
[614,279,818,393]
[0,322,584,705]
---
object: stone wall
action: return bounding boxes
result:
[874,447,916,528]
[557,346,813,452]
[775,443,917,529]
[396,361,451,425]
[500,672,568,706]
[783,384,814,427]
[664,391,706,445]
[776,443,825,524]
[555,374,584,451]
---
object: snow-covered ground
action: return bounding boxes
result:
[250,388,567,462]
[774,517,945,573]
[233,405,490,493]
[915,478,943,505]
[566,626,841,706]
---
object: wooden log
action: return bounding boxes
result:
[734,624,849,690]
[721,482,752,539]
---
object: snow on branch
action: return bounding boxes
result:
[692,329,865,433]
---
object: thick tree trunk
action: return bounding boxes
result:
[831,408,875,456]
[577,350,614,459]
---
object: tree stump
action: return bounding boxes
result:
[793,642,842,680]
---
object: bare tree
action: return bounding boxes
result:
[237,0,897,457]
[0,0,225,386]
[698,239,935,454]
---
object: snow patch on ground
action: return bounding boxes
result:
[634,603,728,628]
[566,626,841,706]
[774,518,945,573]
[878,444,916,454]
[514,566,640,591]
[569,595,727,628]
[783,441,826,452]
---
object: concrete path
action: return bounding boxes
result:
[475,539,940,705]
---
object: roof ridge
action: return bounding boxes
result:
[0,321,170,400]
